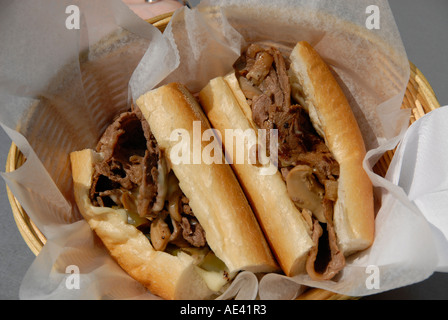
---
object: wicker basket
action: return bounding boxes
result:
[5,12,441,300]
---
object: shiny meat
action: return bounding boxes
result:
[92,111,159,218]
[89,109,207,251]
[181,216,206,248]
[306,200,345,281]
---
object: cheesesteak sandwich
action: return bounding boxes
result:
[70,83,278,300]
[199,41,374,280]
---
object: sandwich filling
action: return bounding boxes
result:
[90,108,207,250]
[234,44,345,280]
[90,108,233,291]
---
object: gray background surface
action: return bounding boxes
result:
[1,0,447,300]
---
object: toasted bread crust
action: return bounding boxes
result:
[199,76,313,276]
[136,83,278,274]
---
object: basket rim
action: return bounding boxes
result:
[5,143,46,256]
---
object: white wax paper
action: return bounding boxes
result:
[1,0,446,299]
[259,105,448,298]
